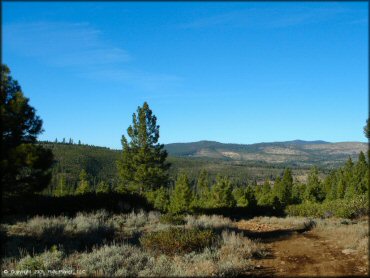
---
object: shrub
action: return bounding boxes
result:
[140,227,217,255]
[76,243,153,276]
[219,230,267,259]
[285,195,368,219]
[16,249,66,271]
[159,214,186,225]
[185,214,233,229]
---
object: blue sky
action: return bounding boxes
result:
[3,1,368,149]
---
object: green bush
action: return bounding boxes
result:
[285,195,368,219]
[140,227,217,255]
[159,214,186,225]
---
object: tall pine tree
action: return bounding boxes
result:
[1,65,53,197]
[117,102,170,193]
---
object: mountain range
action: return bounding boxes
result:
[164,140,367,168]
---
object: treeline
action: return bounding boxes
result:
[43,149,369,218]
[144,151,368,216]
[40,142,303,196]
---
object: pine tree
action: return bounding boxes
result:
[355,151,369,194]
[364,118,370,139]
[117,102,170,193]
[233,185,248,207]
[169,173,193,213]
[257,179,273,206]
[96,181,110,193]
[291,182,306,204]
[154,187,170,211]
[54,174,67,197]
[209,175,236,208]
[274,168,293,206]
[1,64,53,197]
[195,169,211,207]
[75,169,91,195]
[245,185,257,208]
[304,166,324,202]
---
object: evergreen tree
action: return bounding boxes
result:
[245,185,257,208]
[323,171,337,201]
[364,118,370,139]
[54,174,67,197]
[153,186,170,211]
[257,179,273,206]
[274,168,293,206]
[96,180,110,193]
[336,172,346,199]
[209,175,236,208]
[75,169,90,195]
[1,64,53,197]
[169,173,193,213]
[233,185,248,207]
[355,151,369,194]
[117,102,170,193]
[195,169,211,207]
[291,182,306,204]
[304,166,324,202]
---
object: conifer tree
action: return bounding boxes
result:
[117,102,170,193]
[233,185,248,207]
[364,118,370,139]
[245,185,257,208]
[209,175,236,208]
[256,179,272,206]
[304,166,324,202]
[274,168,293,206]
[169,173,193,213]
[54,174,67,197]
[354,151,368,194]
[75,169,90,195]
[96,180,110,193]
[153,186,170,211]
[195,169,211,207]
[1,65,53,197]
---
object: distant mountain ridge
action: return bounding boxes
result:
[164,140,367,167]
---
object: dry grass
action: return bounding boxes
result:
[1,211,267,277]
[185,214,234,229]
[313,218,369,256]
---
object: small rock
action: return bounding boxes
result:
[341,249,355,255]
[256,265,261,268]
[281,261,286,265]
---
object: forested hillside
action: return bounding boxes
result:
[38,140,366,196]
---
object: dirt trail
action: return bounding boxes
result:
[237,221,368,277]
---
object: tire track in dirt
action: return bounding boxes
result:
[237,221,368,277]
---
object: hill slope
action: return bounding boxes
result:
[165,140,367,167]
[39,140,367,192]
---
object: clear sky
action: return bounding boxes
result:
[3,1,368,149]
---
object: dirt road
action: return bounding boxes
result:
[237,221,368,277]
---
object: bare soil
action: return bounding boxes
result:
[237,220,368,277]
